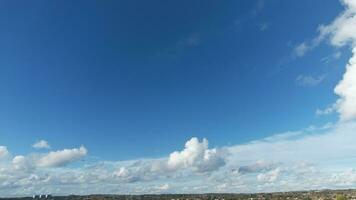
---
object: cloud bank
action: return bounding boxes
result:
[2,121,356,196]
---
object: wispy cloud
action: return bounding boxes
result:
[155,33,201,58]
[295,74,326,87]
[321,51,342,63]
[293,38,323,58]
[294,42,309,57]
[251,0,265,17]
[259,22,269,31]
[316,104,338,116]
[177,33,201,48]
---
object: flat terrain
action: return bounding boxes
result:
[2,189,356,200]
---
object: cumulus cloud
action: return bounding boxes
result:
[12,155,33,171]
[167,137,226,173]
[334,48,356,121]
[0,146,9,159]
[3,122,356,196]
[317,0,356,121]
[296,0,356,121]
[318,0,356,47]
[33,140,50,149]
[110,137,228,185]
[36,146,87,167]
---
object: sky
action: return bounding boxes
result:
[0,0,356,197]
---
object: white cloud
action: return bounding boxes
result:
[296,74,326,87]
[294,42,310,57]
[167,137,226,172]
[0,146,9,159]
[318,1,356,47]
[316,103,338,116]
[293,35,324,58]
[228,121,356,164]
[12,155,33,171]
[334,47,356,121]
[295,0,356,121]
[321,51,343,64]
[155,183,170,191]
[2,122,356,196]
[36,146,87,167]
[33,140,50,149]
[331,169,356,186]
[113,166,145,183]
[294,0,356,57]
[114,167,130,178]
[314,0,356,121]
[257,168,281,183]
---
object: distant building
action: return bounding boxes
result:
[32,194,53,199]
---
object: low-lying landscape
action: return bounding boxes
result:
[2,189,356,200]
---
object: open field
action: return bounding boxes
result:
[2,189,356,200]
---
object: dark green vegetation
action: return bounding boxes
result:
[2,189,356,200]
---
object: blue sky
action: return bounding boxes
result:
[1,0,356,196]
